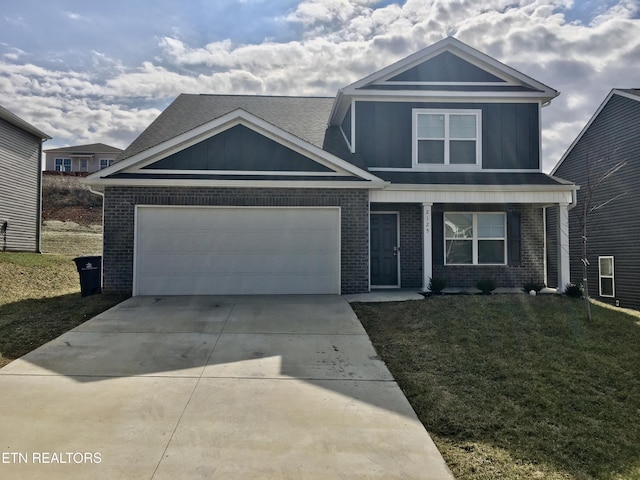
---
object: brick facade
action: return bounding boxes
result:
[432,204,545,288]
[102,186,369,295]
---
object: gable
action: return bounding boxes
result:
[143,125,333,173]
[552,91,640,179]
[386,51,505,83]
[329,37,558,126]
[86,108,385,187]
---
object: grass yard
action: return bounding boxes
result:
[0,252,127,368]
[41,220,103,255]
[353,296,640,480]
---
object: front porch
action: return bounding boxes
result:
[369,188,573,292]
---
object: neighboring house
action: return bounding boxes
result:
[44,143,122,173]
[86,37,576,296]
[549,89,640,310]
[0,105,51,252]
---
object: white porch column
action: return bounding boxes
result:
[557,202,571,291]
[422,203,433,291]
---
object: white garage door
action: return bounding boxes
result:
[134,206,340,295]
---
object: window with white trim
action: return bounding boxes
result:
[414,109,481,166]
[598,256,615,298]
[100,158,115,170]
[80,159,88,171]
[55,158,71,172]
[445,212,506,265]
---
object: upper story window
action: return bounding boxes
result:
[55,158,71,172]
[100,159,115,170]
[413,109,481,168]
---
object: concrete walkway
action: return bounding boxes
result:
[0,295,452,479]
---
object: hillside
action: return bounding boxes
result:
[40,174,103,255]
[42,174,102,226]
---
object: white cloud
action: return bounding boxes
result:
[1,0,639,168]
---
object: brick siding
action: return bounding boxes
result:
[102,187,369,295]
[432,204,545,288]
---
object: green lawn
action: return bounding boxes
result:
[41,220,102,255]
[353,295,640,480]
[0,252,127,368]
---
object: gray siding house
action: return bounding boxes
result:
[86,37,576,296]
[44,143,123,173]
[549,89,640,310]
[0,105,51,252]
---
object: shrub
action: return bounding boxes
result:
[564,283,583,298]
[523,281,545,294]
[428,276,447,294]
[476,277,496,295]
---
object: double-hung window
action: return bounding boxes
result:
[414,109,481,166]
[445,212,506,265]
[598,256,615,297]
[55,158,71,172]
[100,159,115,170]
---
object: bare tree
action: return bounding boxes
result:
[579,152,626,320]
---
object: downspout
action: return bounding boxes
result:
[36,138,47,253]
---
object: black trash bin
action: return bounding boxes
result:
[73,256,102,297]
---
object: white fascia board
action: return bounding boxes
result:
[340,89,554,100]
[82,177,387,189]
[88,109,382,183]
[330,93,547,125]
[550,89,638,175]
[381,183,578,192]
[370,185,577,204]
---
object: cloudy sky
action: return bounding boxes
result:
[1,0,639,172]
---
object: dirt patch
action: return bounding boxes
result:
[42,205,102,226]
[42,175,102,226]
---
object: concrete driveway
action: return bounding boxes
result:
[0,295,452,479]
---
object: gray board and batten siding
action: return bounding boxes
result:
[353,101,539,170]
[386,51,506,83]
[0,114,48,252]
[143,125,334,172]
[552,91,640,310]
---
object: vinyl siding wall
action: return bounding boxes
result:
[552,94,640,310]
[0,118,42,252]
[354,101,539,169]
[44,154,117,173]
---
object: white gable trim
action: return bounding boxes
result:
[87,109,382,184]
[551,89,640,175]
[345,37,556,95]
[329,37,558,125]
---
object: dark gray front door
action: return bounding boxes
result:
[370,213,398,286]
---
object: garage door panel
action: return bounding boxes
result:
[134,207,340,295]
[136,273,338,295]
[138,229,337,254]
[137,253,337,275]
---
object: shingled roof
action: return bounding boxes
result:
[44,143,122,154]
[0,104,50,140]
[119,94,335,161]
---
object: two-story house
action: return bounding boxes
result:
[549,89,640,310]
[86,37,576,296]
[0,104,51,252]
[44,143,122,174]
